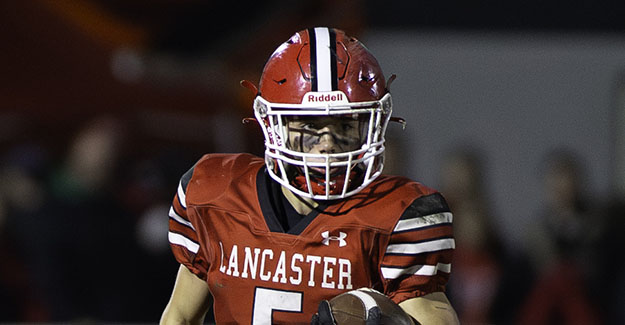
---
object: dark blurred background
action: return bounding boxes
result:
[1,0,625,323]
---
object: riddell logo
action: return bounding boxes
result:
[308,93,342,102]
[302,91,349,105]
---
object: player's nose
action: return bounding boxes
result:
[317,130,337,154]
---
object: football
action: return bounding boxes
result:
[328,288,416,325]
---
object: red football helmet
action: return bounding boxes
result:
[253,27,392,200]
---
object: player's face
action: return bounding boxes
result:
[286,114,366,156]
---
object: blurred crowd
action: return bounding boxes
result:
[441,147,625,324]
[0,115,198,322]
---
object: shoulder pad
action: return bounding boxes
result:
[400,192,450,220]
[185,153,264,206]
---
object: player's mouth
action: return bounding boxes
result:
[309,166,344,177]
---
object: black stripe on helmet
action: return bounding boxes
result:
[329,28,338,90]
[308,28,318,91]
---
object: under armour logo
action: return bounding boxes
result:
[321,231,347,247]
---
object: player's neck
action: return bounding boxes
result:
[281,186,318,216]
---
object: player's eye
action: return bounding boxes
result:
[341,123,354,131]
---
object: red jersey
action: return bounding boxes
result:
[168,153,454,324]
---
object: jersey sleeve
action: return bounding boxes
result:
[167,165,209,280]
[381,192,455,303]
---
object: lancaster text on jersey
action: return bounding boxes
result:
[218,242,354,290]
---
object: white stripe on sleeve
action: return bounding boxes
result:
[393,212,453,232]
[386,238,455,255]
[381,263,452,279]
[169,206,195,231]
[168,231,199,254]
[177,182,187,209]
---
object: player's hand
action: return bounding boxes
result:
[310,300,334,325]
[310,299,381,325]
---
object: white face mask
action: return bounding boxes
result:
[254,92,392,200]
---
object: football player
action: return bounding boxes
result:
[160,27,458,324]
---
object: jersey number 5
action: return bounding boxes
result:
[252,287,303,324]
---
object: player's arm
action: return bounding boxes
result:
[399,292,459,325]
[160,264,212,325]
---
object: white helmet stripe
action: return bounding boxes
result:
[310,27,337,92]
